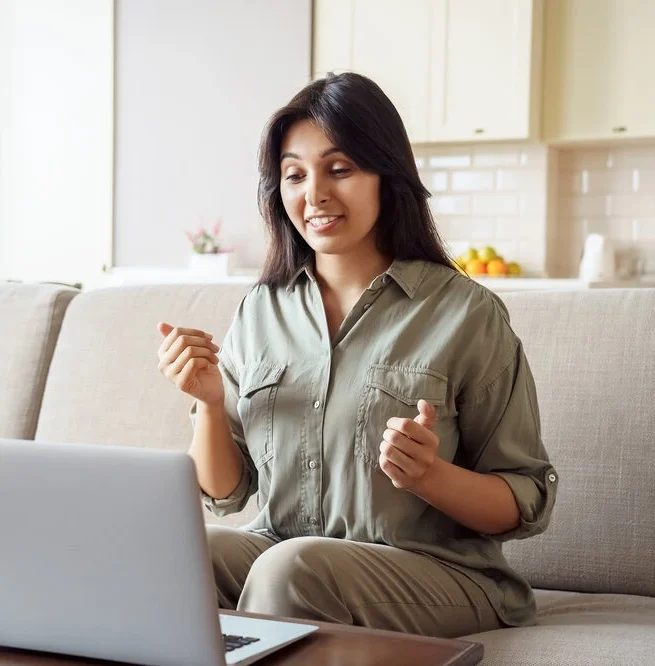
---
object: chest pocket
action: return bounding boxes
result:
[237,363,285,468]
[355,364,447,470]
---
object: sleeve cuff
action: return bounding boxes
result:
[200,462,254,517]
[485,467,558,542]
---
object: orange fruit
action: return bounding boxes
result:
[465,259,487,275]
[487,259,508,276]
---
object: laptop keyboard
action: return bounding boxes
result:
[223,633,261,653]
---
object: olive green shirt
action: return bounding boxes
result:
[197,259,558,627]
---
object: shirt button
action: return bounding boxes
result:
[382,276,390,285]
[313,400,321,409]
[308,460,317,470]
[548,473,557,483]
[363,303,371,311]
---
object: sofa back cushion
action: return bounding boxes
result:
[36,284,252,448]
[0,283,78,439]
[500,289,655,597]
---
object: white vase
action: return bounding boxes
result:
[188,252,234,276]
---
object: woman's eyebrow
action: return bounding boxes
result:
[280,147,344,161]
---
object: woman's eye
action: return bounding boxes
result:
[285,173,303,182]
[331,168,351,176]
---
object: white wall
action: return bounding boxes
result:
[0,1,16,260]
[113,0,312,270]
[0,0,114,284]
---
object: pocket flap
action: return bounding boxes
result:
[367,365,447,406]
[239,363,285,398]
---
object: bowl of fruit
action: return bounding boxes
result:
[453,246,522,278]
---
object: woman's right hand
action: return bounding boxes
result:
[157,322,225,406]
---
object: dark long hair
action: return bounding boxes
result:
[257,72,454,287]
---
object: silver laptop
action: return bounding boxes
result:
[0,438,317,666]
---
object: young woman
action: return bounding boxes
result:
[157,72,558,639]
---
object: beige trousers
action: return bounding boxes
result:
[206,526,503,639]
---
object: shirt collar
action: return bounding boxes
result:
[287,263,317,291]
[384,260,427,298]
[287,259,427,297]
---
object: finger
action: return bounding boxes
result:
[382,428,420,458]
[414,399,437,430]
[379,440,421,477]
[176,356,212,393]
[158,322,174,338]
[161,334,219,364]
[379,456,408,488]
[162,345,218,378]
[158,326,213,355]
[386,417,435,446]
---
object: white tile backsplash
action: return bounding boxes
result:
[416,141,655,278]
[472,194,519,216]
[451,170,494,192]
[554,142,655,276]
[416,143,549,275]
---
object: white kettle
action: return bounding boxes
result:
[579,233,616,282]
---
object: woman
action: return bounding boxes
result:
[157,72,558,638]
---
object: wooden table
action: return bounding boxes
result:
[0,610,483,666]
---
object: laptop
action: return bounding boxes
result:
[0,438,318,666]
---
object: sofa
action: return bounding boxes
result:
[2,280,654,666]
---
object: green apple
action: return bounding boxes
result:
[478,246,497,263]
[461,247,479,263]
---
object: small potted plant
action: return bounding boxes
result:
[185,219,234,276]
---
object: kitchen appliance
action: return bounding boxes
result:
[579,233,616,282]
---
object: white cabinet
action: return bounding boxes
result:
[543,0,655,143]
[430,0,542,142]
[312,0,353,77]
[313,0,431,142]
[352,0,432,143]
[312,0,543,144]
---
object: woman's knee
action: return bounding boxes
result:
[245,537,333,586]
[238,537,345,619]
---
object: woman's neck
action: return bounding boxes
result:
[314,250,392,298]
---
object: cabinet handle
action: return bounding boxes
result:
[612,126,627,133]
[473,128,485,134]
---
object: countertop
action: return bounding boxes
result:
[87,267,655,291]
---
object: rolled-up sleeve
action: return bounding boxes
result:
[190,334,257,517]
[457,339,558,542]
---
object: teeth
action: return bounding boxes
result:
[308,216,339,226]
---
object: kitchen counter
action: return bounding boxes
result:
[472,276,655,291]
[87,267,655,292]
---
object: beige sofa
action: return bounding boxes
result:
[2,280,654,665]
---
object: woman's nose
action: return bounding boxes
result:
[305,176,330,207]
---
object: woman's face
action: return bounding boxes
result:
[279,120,381,260]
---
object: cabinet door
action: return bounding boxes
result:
[430,0,540,142]
[351,0,432,143]
[312,0,354,78]
[543,0,655,142]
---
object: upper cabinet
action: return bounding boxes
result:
[430,0,542,142]
[312,0,544,144]
[543,0,655,143]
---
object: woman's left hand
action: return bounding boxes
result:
[379,399,440,491]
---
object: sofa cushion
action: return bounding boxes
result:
[36,284,252,448]
[464,590,655,666]
[499,289,655,597]
[0,283,78,439]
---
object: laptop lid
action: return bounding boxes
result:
[0,439,226,666]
